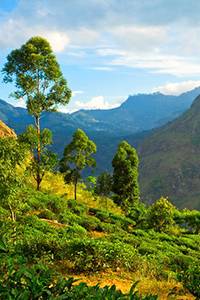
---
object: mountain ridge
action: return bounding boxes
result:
[139,93,200,209]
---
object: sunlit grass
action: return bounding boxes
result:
[40,171,122,215]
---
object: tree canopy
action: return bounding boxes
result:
[2,36,71,190]
[112,141,139,211]
[60,129,96,200]
[2,36,71,116]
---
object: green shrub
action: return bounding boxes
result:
[66,224,87,237]
[178,264,200,297]
[169,254,194,272]
[66,238,138,273]
[79,216,102,231]
[0,207,10,220]
[59,211,82,225]
[17,229,65,260]
[147,197,176,232]
[96,210,111,223]
[38,209,56,220]
[67,199,87,215]
[0,261,158,299]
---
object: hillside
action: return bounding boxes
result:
[0,172,199,299]
[139,94,200,209]
[0,87,200,175]
[0,120,16,138]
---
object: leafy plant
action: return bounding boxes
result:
[178,264,200,297]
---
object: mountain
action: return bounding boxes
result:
[0,86,200,178]
[71,87,200,133]
[1,87,200,137]
[139,94,200,209]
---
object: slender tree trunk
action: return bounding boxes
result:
[8,203,16,222]
[74,177,77,200]
[35,115,41,191]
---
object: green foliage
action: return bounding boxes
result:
[67,238,138,273]
[0,137,26,220]
[60,129,96,199]
[95,172,113,197]
[85,176,97,194]
[128,201,148,228]
[19,125,57,187]
[2,36,71,191]
[0,167,200,297]
[0,137,24,194]
[2,36,71,115]
[66,224,87,237]
[174,209,200,233]
[79,215,102,231]
[112,141,139,211]
[0,259,157,299]
[147,197,176,232]
[178,264,200,297]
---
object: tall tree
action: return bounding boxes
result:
[112,141,139,211]
[60,129,96,200]
[2,36,71,190]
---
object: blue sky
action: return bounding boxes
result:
[1,0,200,112]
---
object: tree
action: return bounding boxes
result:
[0,137,26,221]
[95,172,112,197]
[147,197,175,232]
[95,172,113,209]
[112,141,139,211]
[60,129,96,200]
[19,125,57,189]
[2,36,71,190]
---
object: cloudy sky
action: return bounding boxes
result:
[1,0,200,112]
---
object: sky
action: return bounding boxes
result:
[1,0,200,112]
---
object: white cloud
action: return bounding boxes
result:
[59,95,123,113]
[152,80,200,95]
[0,18,70,52]
[109,25,168,53]
[43,31,70,52]
[96,48,125,57]
[108,52,200,76]
[75,96,120,110]
[11,97,26,108]
[68,27,100,47]
[2,0,200,78]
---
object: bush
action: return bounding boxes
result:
[66,224,87,237]
[147,197,176,232]
[66,238,138,273]
[16,228,65,260]
[38,209,56,220]
[59,211,82,225]
[0,261,158,299]
[96,210,111,223]
[67,199,87,215]
[178,264,200,297]
[79,216,102,231]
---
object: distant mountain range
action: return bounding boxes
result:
[1,87,200,208]
[2,86,200,136]
[139,93,200,210]
[72,87,200,134]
